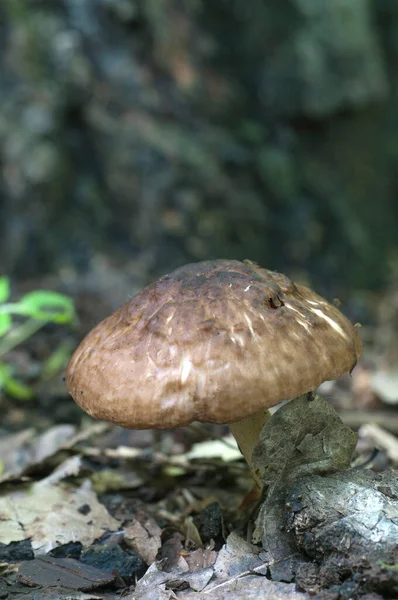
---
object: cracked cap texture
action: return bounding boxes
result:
[66,260,362,428]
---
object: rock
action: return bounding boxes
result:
[80,543,145,581]
[288,469,398,563]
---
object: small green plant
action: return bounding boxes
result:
[0,276,76,400]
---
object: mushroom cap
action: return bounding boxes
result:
[66,260,362,429]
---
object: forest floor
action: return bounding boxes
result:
[0,281,398,600]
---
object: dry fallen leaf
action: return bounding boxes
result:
[0,479,120,554]
[183,437,242,462]
[182,573,309,599]
[0,422,109,484]
[130,562,213,599]
[185,545,217,571]
[252,394,358,485]
[124,513,162,565]
[359,423,398,464]
[0,427,78,485]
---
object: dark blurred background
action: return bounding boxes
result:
[1,0,398,321]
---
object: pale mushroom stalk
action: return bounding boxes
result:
[229,409,271,488]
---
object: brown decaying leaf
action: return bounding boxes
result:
[18,555,115,590]
[124,512,162,565]
[184,544,216,572]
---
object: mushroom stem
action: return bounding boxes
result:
[229,408,271,489]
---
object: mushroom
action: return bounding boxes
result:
[65,260,361,488]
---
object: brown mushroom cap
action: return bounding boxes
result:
[66,260,362,429]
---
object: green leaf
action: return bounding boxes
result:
[4,377,34,400]
[0,362,8,387]
[0,278,10,304]
[0,362,34,400]
[41,341,74,380]
[15,290,75,324]
[0,314,12,337]
[377,562,398,571]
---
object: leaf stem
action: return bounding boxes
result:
[0,318,46,358]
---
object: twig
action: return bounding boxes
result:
[340,410,398,435]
